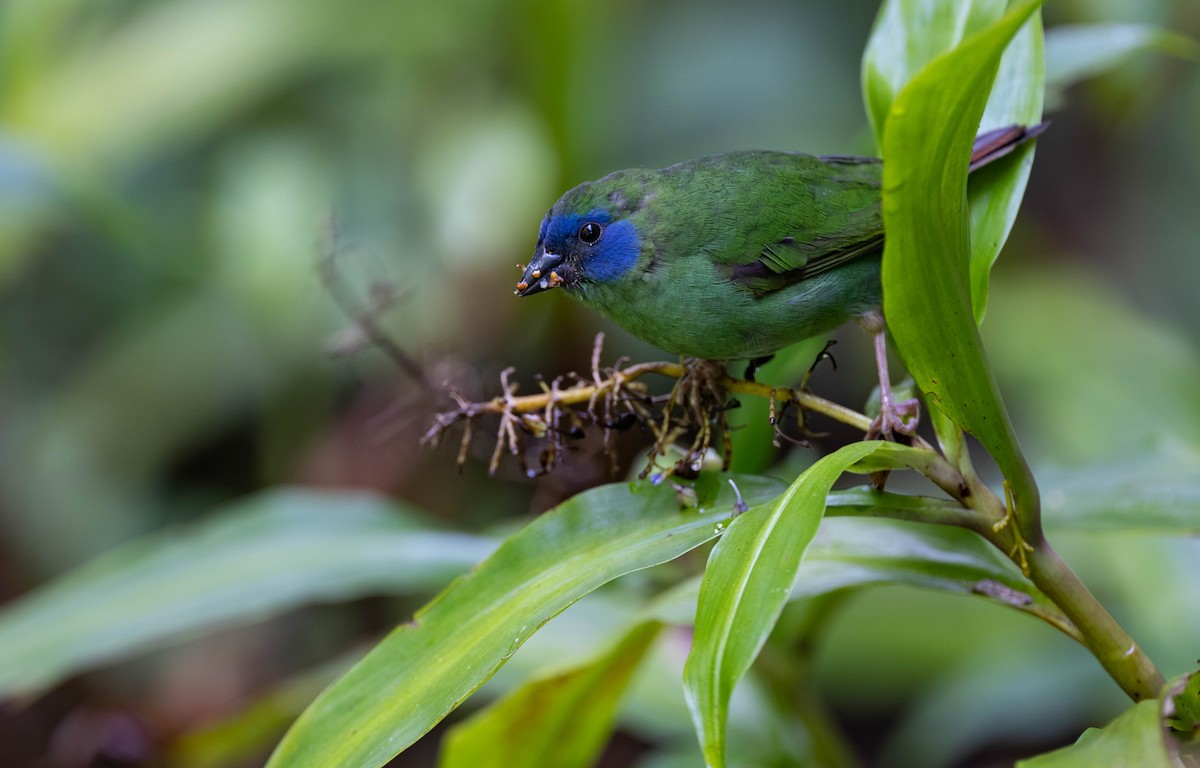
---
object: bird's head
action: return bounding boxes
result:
[515,173,646,297]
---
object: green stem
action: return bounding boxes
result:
[445,359,1166,702]
[813,386,1164,701]
[1024,539,1165,702]
[885,430,1163,702]
[1006,448,1043,559]
[943,457,1164,702]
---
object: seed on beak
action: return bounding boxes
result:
[531,269,542,279]
[516,263,525,271]
[516,281,529,291]
[548,271,563,287]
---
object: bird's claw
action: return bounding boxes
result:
[744,354,774,383]
[866,397,919,490]
[867,397,920,441]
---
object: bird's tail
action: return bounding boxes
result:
[968,122,1049,172]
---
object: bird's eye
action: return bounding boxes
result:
[578,222,603,244]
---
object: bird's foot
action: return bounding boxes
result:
[867,397,920,441]
[866,396,919,489]
[799,340,838,391]
[859,310,918,443]
[639,358,734,481]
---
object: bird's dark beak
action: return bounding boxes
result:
[515,245,568,297]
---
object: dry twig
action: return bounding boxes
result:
[422,333,873,478]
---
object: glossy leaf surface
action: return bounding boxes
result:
[438,621,661,768]
[267,476,783,768]
[880,0,1044,527]
[683,442,885,768]
[1017,700,1172,767]
[0,488,491,699]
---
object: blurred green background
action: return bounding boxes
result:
[0,0,1197,766]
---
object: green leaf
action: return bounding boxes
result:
[1039,440,1200,534]
[968,10,1043,322]
[862,0,1009,150]
[653,504,1058,621]
[659,506,1067,640]
[682,442,885,768]
[826,486,970,522]
[864,0,1044,323]
[173,596,654,768]
[1017,700,1172,767]
[843,439,960,476]
[799,514,1082,641]
[1167,669,1200,738]
[0,488,491,699]
[169,652,362,768]
[439,621,661,768]
[266,475,784,768]
[880,0,1043,530]
[1045,23,1199,97]
[794,516,1044,605]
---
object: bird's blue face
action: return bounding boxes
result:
[515,204,641,296]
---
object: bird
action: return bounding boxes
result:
[515,124,1046,438]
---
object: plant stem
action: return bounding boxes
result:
[431,356,1167,702]
[1024,539,1164,702]
[721,374,873,432]
[892,425,1163,700]
[951,464,1164,701]
[439,361,874,433]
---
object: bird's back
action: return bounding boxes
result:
[573,151,887,359]
[645,151,884,276]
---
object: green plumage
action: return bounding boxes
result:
[517,126,1041,361]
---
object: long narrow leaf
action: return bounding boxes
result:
[969,10,1043,321]
[881,0,1044,529]
[438,621,662,768]
[682,442,885,768]
[0,488,491,699]
[267,475,784,768]
[862,0,1009,149]
[794,516,1040,602]
[657,511,1064,643]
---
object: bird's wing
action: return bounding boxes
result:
[720,154,885,295]
[728,231,884,293]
